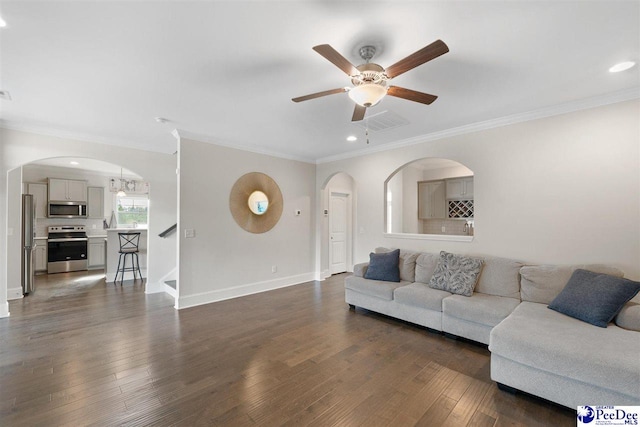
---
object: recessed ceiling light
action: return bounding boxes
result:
[69,161,79,165]
[0,16,6,28]
[609,61,636,73]
[346,135,358,142]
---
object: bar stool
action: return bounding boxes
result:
[114,232,142,284]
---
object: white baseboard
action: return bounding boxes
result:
[7,287,23,300]
[176,272,315,310]
[0,301,9,318]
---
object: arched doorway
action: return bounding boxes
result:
[6,156,151,300]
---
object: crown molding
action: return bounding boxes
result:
[173,129,316,164]
[315,87,640,164]
[0,119,176,154]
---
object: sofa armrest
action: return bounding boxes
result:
[353,262,369,277]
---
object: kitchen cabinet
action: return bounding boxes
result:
[88,237,106,269]
[87,186,104,219]
[34,239,47,273]
[48,178,87,202]
[418,180,446,219]
[27,183,48,219]
[446,177,474,199]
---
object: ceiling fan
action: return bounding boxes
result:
[292,40,449,122]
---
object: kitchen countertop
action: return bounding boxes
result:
[88,234,108,238]
[106,228,148,232]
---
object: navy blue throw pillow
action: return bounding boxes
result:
[364,249,401,282]
[548,269,640,328]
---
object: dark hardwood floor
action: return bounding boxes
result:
[0,271,575,426]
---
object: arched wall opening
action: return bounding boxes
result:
[384,157,474,238]
[320,172,356,279]
[5,156,152,300]
[0,127,178,318]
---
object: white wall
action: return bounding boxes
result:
[316,99,640,280]
[176,138,316,309]
[0,128,177,317]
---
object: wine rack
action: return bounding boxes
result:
[448,199,474,218]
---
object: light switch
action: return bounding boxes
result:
[184,229,195,238]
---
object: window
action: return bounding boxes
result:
[116,195,149,227]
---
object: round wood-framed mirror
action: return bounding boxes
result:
[229,172,283,233]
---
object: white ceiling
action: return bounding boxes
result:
[0,1,638,163]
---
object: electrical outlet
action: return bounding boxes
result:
[272,265,277,273]
[441,226,446,232]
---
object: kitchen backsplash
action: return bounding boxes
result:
[422,218,474,236]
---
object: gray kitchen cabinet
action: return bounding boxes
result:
[26,183,48,219]
[88,237,106,269]
[34,239,47,273]
[87,186,104,219]
[48,178,87,202]
[446,177,474,199]
[418,180,446,219]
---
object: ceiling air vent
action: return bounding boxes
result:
[351,110,409,132]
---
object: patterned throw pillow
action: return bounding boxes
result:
[428,251,484,296]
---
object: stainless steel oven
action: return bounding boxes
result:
[47,225,88,274]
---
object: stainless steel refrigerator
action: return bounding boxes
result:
[22,194,36,295]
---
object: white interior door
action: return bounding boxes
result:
[329,192,349,274]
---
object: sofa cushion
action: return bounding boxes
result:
[616,302,640,331]
[475,256,523,299]
[345,275,409,301]
[415,252,439,284]
[520,264,624,304]
[364,249,400,282]
[429,251,484,297]
[375,247,419,282]
[353,262,368,278]
[393,283,451,311]
[548,269,640,328]
[443,293,520,326]
[489,302,640,398]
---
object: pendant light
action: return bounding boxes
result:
[116,168,127,197]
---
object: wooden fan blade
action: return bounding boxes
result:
[387,86,438,105]
[313,44,359,76]
[385,40,449,79]
[352,104,366,122]
[292,88,347,103]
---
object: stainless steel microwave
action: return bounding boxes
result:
[48,202,87,218]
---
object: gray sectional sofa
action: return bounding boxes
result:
[344,248,640,408]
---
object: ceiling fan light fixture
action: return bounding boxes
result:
[348,83,387,107]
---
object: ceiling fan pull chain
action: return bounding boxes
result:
[366,127,370,144]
